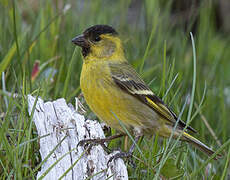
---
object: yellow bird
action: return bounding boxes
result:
[72,25,219,159]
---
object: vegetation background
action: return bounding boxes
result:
[0,0,229,179]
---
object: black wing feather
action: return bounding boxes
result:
[110,62,197,133]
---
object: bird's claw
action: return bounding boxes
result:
[107,151,136,168]
[77,138,111,153]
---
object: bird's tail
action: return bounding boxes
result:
[182,132,221,159]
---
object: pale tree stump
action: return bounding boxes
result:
[27,95,128,180]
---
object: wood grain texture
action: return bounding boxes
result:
[28,95,128,180]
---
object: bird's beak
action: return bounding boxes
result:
[71,34,88,48]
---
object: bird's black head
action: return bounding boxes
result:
[83,25,118,40]
[72,25,118,57]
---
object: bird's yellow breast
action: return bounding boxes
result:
[80,61,123,130]
[80,61,160,133]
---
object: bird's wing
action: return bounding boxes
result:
[109,62,197,133]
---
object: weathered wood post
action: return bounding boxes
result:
[28,95,128,180]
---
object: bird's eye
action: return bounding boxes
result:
[94,36,101,42]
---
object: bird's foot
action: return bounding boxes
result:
[107,150,136,168]
[77,134,124,154]
[77,138,111,153]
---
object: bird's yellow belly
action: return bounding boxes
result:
[80,63,160,133]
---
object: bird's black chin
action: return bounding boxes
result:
[82,47,90,57]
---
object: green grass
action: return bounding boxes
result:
[0,0,230,179]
